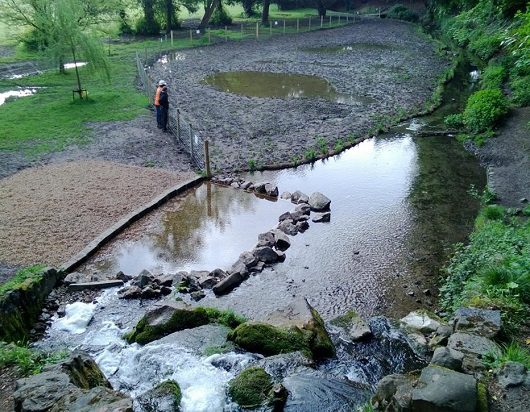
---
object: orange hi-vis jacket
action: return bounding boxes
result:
[154,86,161,106]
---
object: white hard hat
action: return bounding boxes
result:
[158,80,167,86]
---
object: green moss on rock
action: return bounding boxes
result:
[305,305,335,359]
[227,322,311,357]
[157,380,182,405]
[124,307,210,344]
[228,367,273,408]
[476,381,488,412]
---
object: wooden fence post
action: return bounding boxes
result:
[171,30,174,46]
[309,16,311,30]
[320,15,323,28]
[204,140,211,177]
[297,18,299,32]
[283,20,286,34]
[256,22,259,39]
[189,29,193,43]
[208,28,211,44]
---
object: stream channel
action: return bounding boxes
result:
[36,60,486,411]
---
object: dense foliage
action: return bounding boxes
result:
[463,89,509,133]
[0,342,67,376]
[440,207,530,334]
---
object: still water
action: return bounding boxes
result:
[80,124,485,320]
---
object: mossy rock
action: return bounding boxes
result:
[124,306,210,344]
[61,352,110,389]
[227,322,311,357]
[304,305,335,359]
[137,380,182,411]
[228,367,273,409]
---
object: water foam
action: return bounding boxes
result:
[52,301,96,334]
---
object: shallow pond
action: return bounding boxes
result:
[202,71,376,104]
[0,88,39,105]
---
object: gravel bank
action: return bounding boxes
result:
[151,19,449,171]
[0,161,196,267]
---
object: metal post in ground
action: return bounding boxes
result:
[171,30,174,46]
[204,140,211,177]
[329,15,332,27]
[225,26,229,41]
[241,24,244,39]
[338,15,341,25]
[309,16,311,31]
[189,29,193,43]
[297,18,299,32]
[176,109,181,141]
[269,22,272,36]
[346,15,349,23]
[283,20,286,34]
[208,28,211,44]
[189,123,194,159]
[320,15,323,28]
[256,22,259,39]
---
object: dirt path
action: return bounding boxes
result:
[0,161,195,272]
[475,107,530,207]
[150,19,449,172]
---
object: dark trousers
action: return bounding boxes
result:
[160,107,168,131]
[155,105,161,127]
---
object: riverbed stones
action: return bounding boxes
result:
[308,192,331,211]
[430,347,464,371]
[253,182,268,194]
[291,190,309,204]
[452,307,502,338]
[373,373,417,411]
[281,191,292,199]
[278,219,298,235]
[330,310,372,341]
[400,310,443,334]
[137,380,181,412]
[312,212,331,223]
[411,366,477,412]
[264,183,279,197]
[51,386,133,412]
[212,272,247,296]
[257,231,275,247]
[447,332,501,373]
[252,246,279,264]
[272,229,291,251]
[496,361,527,388]
[295,203,311,215]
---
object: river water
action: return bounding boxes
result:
[37,61,485,410]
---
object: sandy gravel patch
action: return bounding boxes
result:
[0,160,196,267]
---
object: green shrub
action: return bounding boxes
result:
[304,148,317,161]
[202,307,246,329]
[135,16,160,35]
[387,5,419,22]
[510,75,530,106]
[484,342,530,369]
[0,342,67,376]
[444,113,464,128]
[482,204,505,220]
[481,65,506,90]
[463,89,509,133]
[317,137,328,155]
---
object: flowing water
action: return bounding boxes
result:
[36,63,485,410]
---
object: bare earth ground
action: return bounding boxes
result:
[0,366,18,412]
[150,19,449,172]
[0,161,195,276]
[474,107,530,207]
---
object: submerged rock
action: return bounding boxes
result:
[137,380,181,412]
[411,366,477,412]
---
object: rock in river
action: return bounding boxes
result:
[308,192,331,211]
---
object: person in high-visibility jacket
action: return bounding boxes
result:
[154,80,166,128]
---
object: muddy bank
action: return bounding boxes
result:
[151,19,449,172]
[472,107,530,207]
[0,113,193,180]
[0,161,195,268]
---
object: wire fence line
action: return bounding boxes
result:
[135,12,381,171]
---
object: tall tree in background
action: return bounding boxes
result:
[241,0,256,17]
[261,0,270,24]
[199,0,220,29]
[139,0,159,33]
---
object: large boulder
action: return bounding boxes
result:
[257,231,275,247]
[447,332,501,373]
[308,192,331,211]
[124,304,210,344]
[253,246,280,264]
[400,310,443,334]
[330,310,372,341]
[373,373,417,411]
[277,219,298,236]
[411,366,477,412]
[430,347,464,372]
[14,352,131,412]
[452,308,502,338]
[136,380,181,412]
[228,367,274,409]
[264,183,279,197]
[271,230,291,251]
[312,212,331,223]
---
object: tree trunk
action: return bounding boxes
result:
[142,0,157,34]
[165,0,175,33]
[315,0,326,17]
[262,0,270,24]
[199,0,220,29]
[71,45,83,99]
[242,0,254,17]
